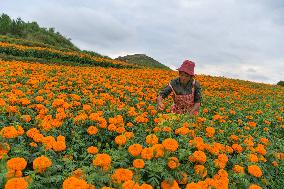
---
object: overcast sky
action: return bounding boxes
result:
[1,0,284,84]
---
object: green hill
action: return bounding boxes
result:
[115,54,170,70]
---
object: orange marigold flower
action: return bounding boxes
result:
[177,172,188,185]
[248,165,262,178]
[232,144,243,153]
[87,146,98,154]
[115,135,127,146]
[248,184,262,189]
[190,151,207,164]
[194,165,207,178]
[33,155,52,173]
[133,159,145,169]
[141,147,154,160]
[248,154,259,162]
[111,168,133,183]
[128,144,143,157]
[146,134,159,145]
[62,176,89,189]
[116,127,126,134]
[260,138,269,145]
[122,180,140,189]
[93,154,111,170]
[233,165,245,174]
[0,126,23,139]
[161,180,180,189]
[205,127,215,138]
[255,144,267,155]
[218,154,228,163]
[4,177,29,189]
[167,157,180,169]
[0,143,10,159]
[7,157,27,171]
[185,182,199,189]
[53,140,66,152]
[140,183,153,189]
[152,144,165,158]
[22,115,31,122]
[162,138,179,152]
[248,122,257,127]
[124,132,134,139]
[87,126,98,135]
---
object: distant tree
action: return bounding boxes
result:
[277,81,284,86]
[0,14,12,34]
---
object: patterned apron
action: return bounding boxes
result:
[169,80,198,115]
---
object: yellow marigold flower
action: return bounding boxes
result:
[7,157,27,171]
[248,165,262,178]
[133,159,145,169]
[4,177,29,189]
[162,138,179,152]
[111,168,133,183]
[62,176,89,189]
[33,155,52,173]
[128,144,143,157]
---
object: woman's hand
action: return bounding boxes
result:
[157,102,165,110]
[157,95,165,110]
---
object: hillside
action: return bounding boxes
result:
[0,13,78,51]
[115,54,171,70]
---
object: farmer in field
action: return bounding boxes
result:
[157,59,202,116]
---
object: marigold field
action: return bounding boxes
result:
[0,59,283,189]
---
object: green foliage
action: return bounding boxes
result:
[276,80,284,86]
[115,54,171,70]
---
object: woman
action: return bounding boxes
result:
[157,59,202,115]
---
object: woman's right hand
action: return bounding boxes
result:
[157,102,165,110]
[156,95,165,111]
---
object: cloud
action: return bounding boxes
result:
[1,0,284,84]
